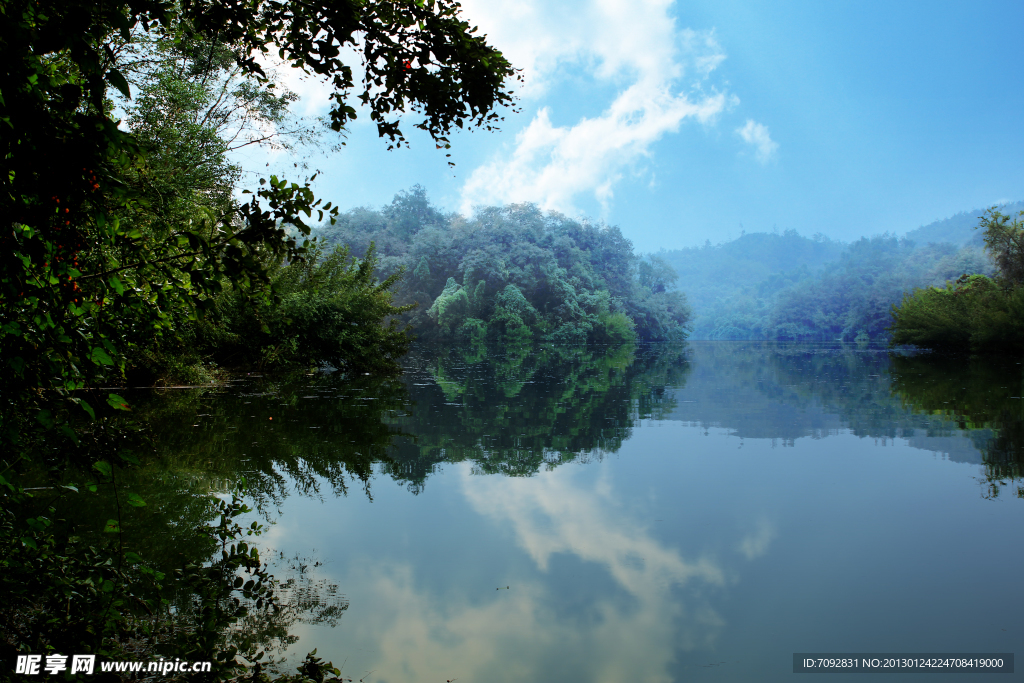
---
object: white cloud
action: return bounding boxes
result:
[736,118,778,164]
[462,465,725,593]
[253,51,335,118]
[327,463,729,683]
[462,464,730,655]
[458,0,732,215]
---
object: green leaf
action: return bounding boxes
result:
[126,492,146,508]
[90,347,114,366]
[77,399,95,420]
[92,461,112,478]
[103,519,120,533]
[106,393,130,411]
[106,69,131,99]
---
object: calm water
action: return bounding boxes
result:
[138,342,1024,682]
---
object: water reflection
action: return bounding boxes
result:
[385,343,689,488]
[131,342,1024,505]
[662,343,1024,476]
[68,341,1024,680]
[136,371,411,509]
[64,343,686,574]
[129,343,690,503]
[460,465,729,651]
[277,457,750,683]
[663,342,937,441]
[891,353,1024,497]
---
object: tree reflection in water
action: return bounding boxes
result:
[52,341,1024,677]
[49,342,690,667]
[384,342,690,489]
[891,353,1024,498]
[132,342,689,504]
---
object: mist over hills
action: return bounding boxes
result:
[317,188,1020,345]
[656,230,844,317]
[658,201,1022,341]
[904,200,1024,246]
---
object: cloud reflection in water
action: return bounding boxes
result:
[337,461,765,683]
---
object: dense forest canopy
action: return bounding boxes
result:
[297,193,1019,347]
[314,187,692,344]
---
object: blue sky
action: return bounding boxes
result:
[243,0,1024,253]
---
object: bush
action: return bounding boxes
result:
[890,274,1024,353]
[185,242,413,373]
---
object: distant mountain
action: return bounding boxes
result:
[904,200,1024,246]
[658,201,1017,341]
[657,230,844,316]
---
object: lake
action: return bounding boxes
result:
[135,341,1023,682]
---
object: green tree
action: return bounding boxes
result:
[318,197,693,343]
[978,208,1024,287]
[491,283,538,342]
[1,0,517,676]
[193,243,414,372]
[638,255,678,293]
[2,0,517,403]
[890,208,1024,353]
[413,256,432,282]
[426,277,472,334]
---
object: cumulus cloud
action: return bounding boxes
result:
[458,0,732,215]
[736,118,778,164]
[253,51,336,118]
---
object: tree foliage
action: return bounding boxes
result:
[1,0,516,402]
[978,208,1024,288]
[319,189,691,344]
[190,243,414,373]
[890,208,1024,353]
[1,0,516,677]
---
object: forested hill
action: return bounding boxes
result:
[314,187,690,344]
[905,200,1024,246]
[657,230,844,317]
[317,191,1018,344]
[657,202,1020,341]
